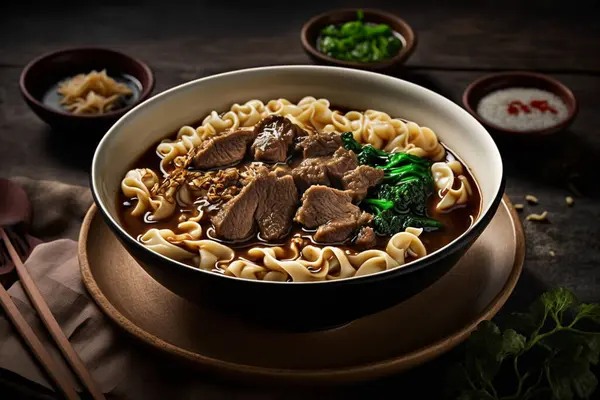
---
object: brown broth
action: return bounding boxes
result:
[117,124,481,270]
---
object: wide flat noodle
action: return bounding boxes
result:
[155,96,446,171]
[120,97,464,282]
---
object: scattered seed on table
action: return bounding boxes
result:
[549,250,556,257]
[526,195,538,204]
[566,196,574,206]
[526,211,548,222]
[514,203,524,211]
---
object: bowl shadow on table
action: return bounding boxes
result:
[42,126,101,173]
[492,129,600,199]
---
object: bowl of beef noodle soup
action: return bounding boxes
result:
[91,66,504,331]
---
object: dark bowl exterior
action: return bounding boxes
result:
[300,9,417,73]
[99,177,504,333]
[20,47,155,135]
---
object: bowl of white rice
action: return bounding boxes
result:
[462,71,577,136]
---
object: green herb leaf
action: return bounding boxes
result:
[573,370,598,399]
[502,329,526,356]
[465,321,504,383]
[319,36,338,54]
[317,10,402,63]
[546,347,593,400]
[500,311,539,337]
[583,335,600,365]
[447,288,600,400]
[320,24,340,37]
[575,303,600,325]
[541,287,578,323]
[356,9,364,21]
[364,23,392,38]
[340,21,363,37]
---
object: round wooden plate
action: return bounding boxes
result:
[79,195,524,384]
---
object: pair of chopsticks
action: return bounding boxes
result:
[0,228,105,400]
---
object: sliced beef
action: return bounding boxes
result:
[211,166,298,241]
[342,165,385,201]
[192,128,257,169]
[211,177,259,240]
[355,226,377,250]
[252,115,305,163]
[295,131,342,158]
[325,148,359,181]
[291,162,331,193]
[294,186,372,243]
[291,148,358,193]
[255,174,298,240]
[294,186,359,228]
[313,211,372,243]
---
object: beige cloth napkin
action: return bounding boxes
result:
[11,177,94,241]
[0,178,334,399]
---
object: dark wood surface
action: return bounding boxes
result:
[1,1,599,398]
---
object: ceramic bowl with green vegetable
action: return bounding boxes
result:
[301,8,416,72]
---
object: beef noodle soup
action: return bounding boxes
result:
[118,97,481,282]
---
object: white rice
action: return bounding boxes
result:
[476,87,569,131]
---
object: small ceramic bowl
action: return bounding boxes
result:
[20,47,155,134]
[462,71,577,136]
[300,8,416,72]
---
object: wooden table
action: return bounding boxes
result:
[1,1,599,398]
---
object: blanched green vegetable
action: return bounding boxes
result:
[342,132,428,168]
[371,210,443,235]
[341,131,441,235]
[317,10,403,63]
[364,178,442,235]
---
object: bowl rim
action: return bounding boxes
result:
[19,46,155,120]
[91,65,505,286]
[300,8,417,69]
[462,71,578,136]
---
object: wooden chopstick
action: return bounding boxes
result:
[0,273,80,399]
[0,228,106,400]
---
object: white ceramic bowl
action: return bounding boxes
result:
[91,66,504,331]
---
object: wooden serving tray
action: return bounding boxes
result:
[78,195,524,384]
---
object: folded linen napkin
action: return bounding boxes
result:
[0,178,328,399]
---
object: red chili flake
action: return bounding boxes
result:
[531,99,557,114]
[507,99,559,116]
[507,100,524,115]
[507,104,520,115]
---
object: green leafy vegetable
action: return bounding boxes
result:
[341,131,441,235]
[317,10,403,63]
[371,209,443,235]
[449,288,600,400]
[342,131,429,169]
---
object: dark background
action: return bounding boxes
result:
[1,0,599,398]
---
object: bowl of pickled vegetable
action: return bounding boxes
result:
[301,8,416,72]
